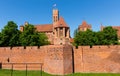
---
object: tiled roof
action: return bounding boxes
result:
[54,17,69,28]
[79,21,91,28]
[35,24,53,32]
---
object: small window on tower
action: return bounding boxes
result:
[60,27,63,30]
[60,43,62,45]
[54,16,56,22]
[56,16,58,20]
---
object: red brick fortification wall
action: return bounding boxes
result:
[0,45,73,75]
[44,45,73,75]
[2,45,120,74]
[0,46,45,70]
[74,45,120,73]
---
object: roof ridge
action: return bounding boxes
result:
[54,16,69,28]
[35,24,53,26]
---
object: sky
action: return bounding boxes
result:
[0,0,120,37]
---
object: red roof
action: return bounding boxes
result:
[54,17,69,28]
[35,24,53,32]
[79,21,91,28]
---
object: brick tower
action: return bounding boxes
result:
[53,9,59,24]
[20,8,71,45]
[52,9,70,45]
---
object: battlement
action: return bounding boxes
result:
[74,45,120,49]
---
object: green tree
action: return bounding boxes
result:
[0,21,20,46]
[94,31,104,45]
[39,33,50,46]
[74,29,95,46]
[20,24,49,46]
[74,26,118,46]
[102,26,118,45]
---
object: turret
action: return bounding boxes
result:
[53,9,59,24]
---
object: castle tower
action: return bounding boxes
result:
[78,21,92,31]
[53,9,59,24]
[53,16,70,45]
[52,8,70,45]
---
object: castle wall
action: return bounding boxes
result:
[74,45,120,73]
[0,46,45,70]
[0,45,73,75]
[43,45,73,75]
[1,45,120,75]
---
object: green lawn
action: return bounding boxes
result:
[0,69,53,76]
[0,69,120,76]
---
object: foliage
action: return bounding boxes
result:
[0,21,21,46]
[102,26,118,45]
[20,24,49,46]
[0,21,49,47]
[74,29,95,46]
[74,26,118,46]
[39,33,50,46]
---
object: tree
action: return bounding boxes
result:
[39,33,50,46]
[0,21,20,46]
[74,26,118,46]
[74,29,95,46]
[102,26,118,45]
[20,24,49,46]
[94,31,104,45]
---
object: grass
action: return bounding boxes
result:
[0,69,120,76]
[0,69,53,76]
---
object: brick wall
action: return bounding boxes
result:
[1,45,120,75]
[0,45,73,75]
[0,46,45,70]
[43,45,73,75]
[74,45,120,73]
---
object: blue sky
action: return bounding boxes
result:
[0,0,120,37]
